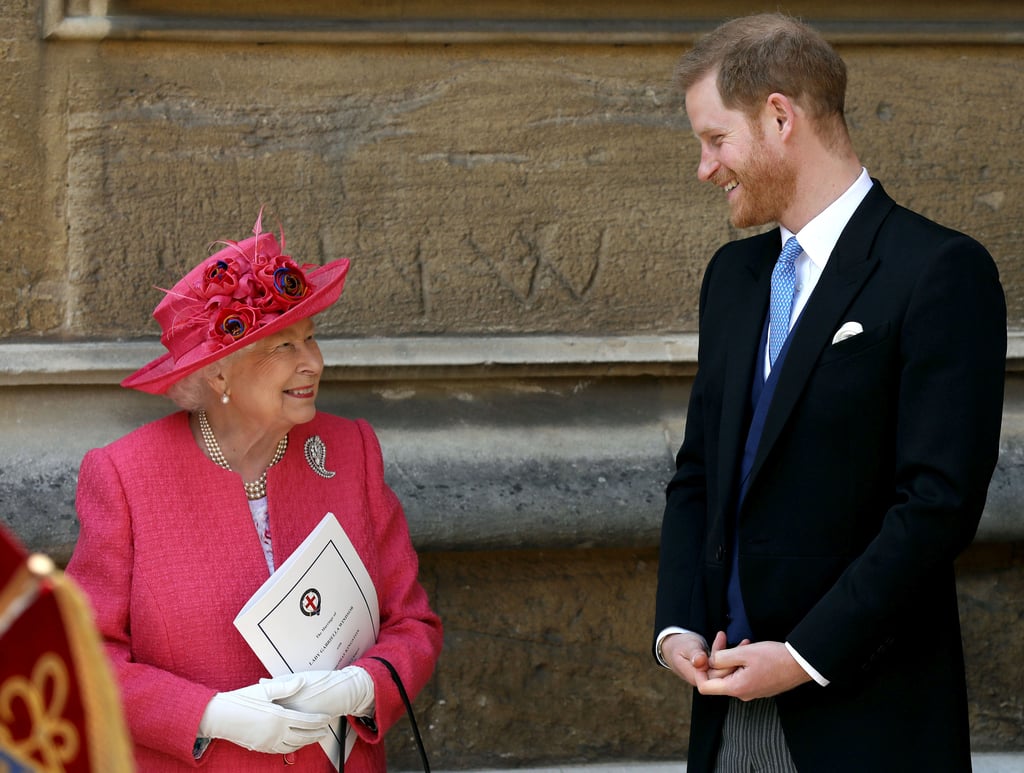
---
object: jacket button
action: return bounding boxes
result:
[715,545,725,562]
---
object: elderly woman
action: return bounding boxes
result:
[66,214,442,772]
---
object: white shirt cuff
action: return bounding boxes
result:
[785,641,829,686]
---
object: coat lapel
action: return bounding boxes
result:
[743,183,897,499]
[715,236,777,515]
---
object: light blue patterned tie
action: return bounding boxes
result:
[768,236,802,367]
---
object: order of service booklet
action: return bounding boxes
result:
[234,512,380,769]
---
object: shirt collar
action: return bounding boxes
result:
[781,168,873,271]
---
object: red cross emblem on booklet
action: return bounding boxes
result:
[300,588,322,616]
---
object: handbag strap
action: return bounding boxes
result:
[370,656,431,773]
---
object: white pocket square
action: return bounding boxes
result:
[832,321,863,345]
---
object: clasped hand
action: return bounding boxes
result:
[265,666,375,719]
[199,667,374,755]
[199,674,333,754]
[662,631,811,701]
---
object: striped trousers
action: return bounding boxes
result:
[713,697,799,773]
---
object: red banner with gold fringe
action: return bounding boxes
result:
[0,524,134,772]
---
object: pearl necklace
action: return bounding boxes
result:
[197,410,288,500]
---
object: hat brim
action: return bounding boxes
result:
[121,258,350,395]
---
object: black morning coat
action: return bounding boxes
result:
[654,181,1006,773]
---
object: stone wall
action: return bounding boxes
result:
[3,4,1022,341]
[1,0,1022,768]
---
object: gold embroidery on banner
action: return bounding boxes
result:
[0,653,80,772]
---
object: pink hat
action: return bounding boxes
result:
[122,213,350,395]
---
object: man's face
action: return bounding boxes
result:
[684,73,796,228]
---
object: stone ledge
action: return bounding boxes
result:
[1,383,1022,562]
[2,333,1022,560]
[0,335,698,385]
[2,331,1024,384]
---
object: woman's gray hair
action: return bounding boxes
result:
[164,364,219,413]
[164,348,244,412]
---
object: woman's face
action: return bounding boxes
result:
[219,317,324,436]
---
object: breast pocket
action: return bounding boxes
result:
[817,321,891,367]
[803,319,897,417]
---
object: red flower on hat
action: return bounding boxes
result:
[212,303,261,345]
[252,256,311,309]
[194,219,316,345]
[199,256,247,306]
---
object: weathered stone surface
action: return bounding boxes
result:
[382,543,1024,770]
[958,544,1024,753]
[1,9,1022,340]
[4,372,1024,563]
[53,43,1023,336]
[396,547,688,769]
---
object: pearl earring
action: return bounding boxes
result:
[221,392,230,405]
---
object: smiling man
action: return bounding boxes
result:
[652,13,1006,773]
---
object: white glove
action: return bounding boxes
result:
[198,675,334,754]
[264,666,375,719]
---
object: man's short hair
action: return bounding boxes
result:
[676,13,849,144]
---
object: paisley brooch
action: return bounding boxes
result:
[304,435,336,479]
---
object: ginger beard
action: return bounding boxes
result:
[720,121,798,229]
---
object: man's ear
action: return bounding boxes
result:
[765,92,797,140]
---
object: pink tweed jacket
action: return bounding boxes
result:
[67,411,442,772]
